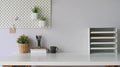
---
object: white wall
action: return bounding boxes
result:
[52,0,120,54]
[1,0,120,67]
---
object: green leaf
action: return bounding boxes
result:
[17,34,29,44]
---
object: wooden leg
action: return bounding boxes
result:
[2,65,31,67]
[105,66,109,67]
[14,65,31,67]
[105,65,120,67]
[2,65,13,67]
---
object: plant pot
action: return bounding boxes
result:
[38,20,46,28]
[18,44,29,53]
[31,13,38,20]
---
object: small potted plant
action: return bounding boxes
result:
[17,34,29,53]
[31,6,39,20]
[38,16,47,28]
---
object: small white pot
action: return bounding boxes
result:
[31,13,38,20]
[38,20,46,28]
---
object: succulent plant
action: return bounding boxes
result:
[17,34,29,44]
[32,6,39,13]
[40,16,47,21]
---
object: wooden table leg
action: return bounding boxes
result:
[2,65,13,67]
[2,65,31,67]
[105,66,120,67]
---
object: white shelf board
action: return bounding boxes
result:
[91,42,116,44]
[91,37,115,39]
[90,47,116,50]
[91,31,115,34]
[0,53,120,65]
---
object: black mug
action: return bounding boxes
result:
[50,46,58,53]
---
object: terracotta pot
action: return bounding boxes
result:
[18,44,29,53]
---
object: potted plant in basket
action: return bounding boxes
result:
[17,34,29,53]
[38,16,47,28]
[31,6,39,20]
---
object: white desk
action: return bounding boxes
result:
[0,53,120,66]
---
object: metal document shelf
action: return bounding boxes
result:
[90,28,117,54]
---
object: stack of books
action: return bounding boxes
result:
[30,47,47,54]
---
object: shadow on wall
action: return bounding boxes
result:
[117,29,120,54]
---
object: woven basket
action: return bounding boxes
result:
[18,44,29,53]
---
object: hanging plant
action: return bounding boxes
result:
[32,6,39,13]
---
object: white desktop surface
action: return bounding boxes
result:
[0,53,120,66]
